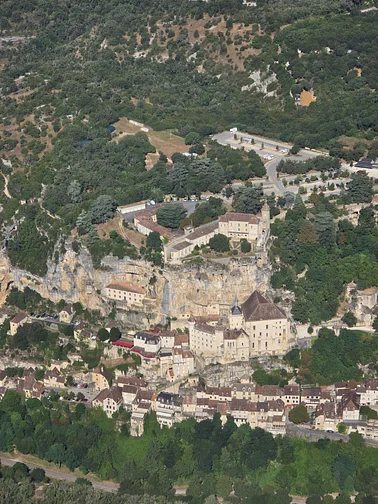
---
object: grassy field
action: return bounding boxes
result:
[113,117,188,160]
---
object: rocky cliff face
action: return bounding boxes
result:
[1,243,272,328]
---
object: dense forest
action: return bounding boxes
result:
[0,0,377,275]
[270,173,377,324]
[2,390,378,502]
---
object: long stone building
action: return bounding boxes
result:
[165,205,270,261]
[189,291,293,363]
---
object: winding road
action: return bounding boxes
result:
[0,456,119,493]
[213,131,322,196]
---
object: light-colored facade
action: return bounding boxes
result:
[218,205,269,246]
[189,291,292,362]
[133,332,161,355]
[105,282,145,305]
[358,380,378,406]
[172,347,195,378]
[91,367,111,391]
[118,201,147,215]
[59,305,75,323]
[315,402,338,432]
[166,205,270,261]
[9,312,29,336]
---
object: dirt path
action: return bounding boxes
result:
[2,174,11,199]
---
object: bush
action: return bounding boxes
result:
[75,478,92,486]
[97,328,109,341]
[240,239,251,253]
[289,405,309,424]
[209,234,230,253]
[341,312,357,327]
[30,468,46,482]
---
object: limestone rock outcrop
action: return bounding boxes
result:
[2,243,272,328]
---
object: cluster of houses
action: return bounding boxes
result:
[112,328,195,381]
[314,379,378,438]
[0,362,70,400]
[3,347,378,442]
[91,376,289,437]
[91,375,378,440]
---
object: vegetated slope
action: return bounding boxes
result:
[0,0,376,275]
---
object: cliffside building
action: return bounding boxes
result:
[165,205,270,261]
[105,282,145,306]
[189,291,292,362]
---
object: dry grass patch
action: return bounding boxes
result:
[113,117,188,159]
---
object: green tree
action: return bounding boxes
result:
[97,328,109,341]
[30,468,45,482]
[157,204,187,229]
[306,496,323,504]
[349,432,364,448]
[209,234,230,253]
[67,180,82,203]
[91,195,117,224]
[76,210,92,235]
[284,348,301,369]
[288,405,309,424]
[347,172,373,203]
[313,212,335,247]
[146,231,162,251]
[341,312,357,327]
[65,375,74,387]
[109,327,121,342]
[232,186,262,214]
[372,316,378,333]
[185,132,201,145]
[240,239,251,253]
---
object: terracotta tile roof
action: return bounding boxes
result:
[223,328,249,340]
[138,401,151,410]
[136,217,172,238]
[302,387,321,397]
[117,376,148,388]
[267,399,285,411]
[107,386,123,404]
[219,212,258,224]
[106,282,145,295]
[193,322,216,334]
[61,304,74,315]
[256,385,284,397]
[187,221,218,241]
[316,402,336,419]
[205,386,232,397]
[93,388,110,404]
[11,312,28,324]
[93,367,112,382]
[241,291,286,322]
[174,333,189,346]
[217,402,229,415]
[122,385,139,395]
[197,398,209,406]
[284,385,300,395]
[365,379,378,390]
[136,389,153,402]
[172,240,193,252]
